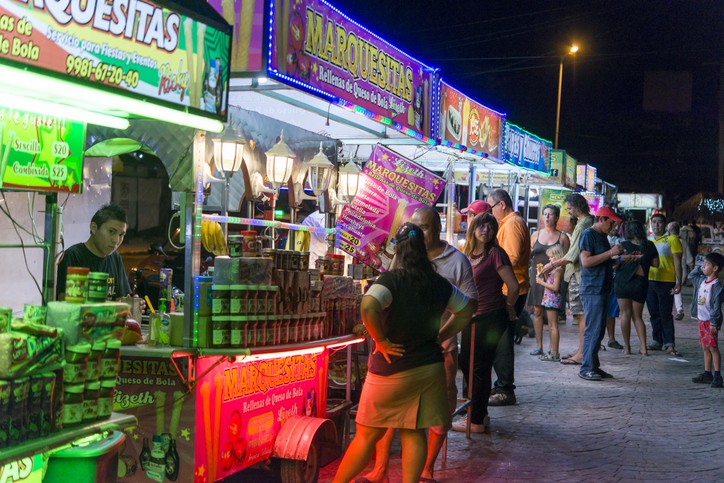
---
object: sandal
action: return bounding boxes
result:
[560,358,581,365]
[666,348,682,357]
[540,352,560,362]
[530,348,544,356]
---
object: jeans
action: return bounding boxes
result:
[459,309,508,423]
[492,296,526,394]
[580,293,608,374]
[646,281,676,347]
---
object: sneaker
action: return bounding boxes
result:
[692,372,713,384]
[712,375,723,388]
[451,415,489,433]
[529,348,544,356]
[607,340,624,350]
[488,392,516,406]
[647,343,662,351]
[595,368,614,379]
[675,311,685,320]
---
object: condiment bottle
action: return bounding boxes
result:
[165,438,180,481]
[145,435,165,482]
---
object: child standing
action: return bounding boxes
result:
[536,245,565,361]
[689,252,724,388]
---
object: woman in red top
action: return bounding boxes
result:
[454,212,519,433]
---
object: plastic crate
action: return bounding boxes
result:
[45,430,125,483]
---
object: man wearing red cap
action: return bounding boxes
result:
[578,206,624,381]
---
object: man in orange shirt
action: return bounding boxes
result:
[487,189,531,406]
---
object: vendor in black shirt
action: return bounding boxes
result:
[56,203,132,300]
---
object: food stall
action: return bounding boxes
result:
[0,0,234,479]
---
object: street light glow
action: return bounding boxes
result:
[569,44,579,54]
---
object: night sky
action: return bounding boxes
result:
[329,0,723,208]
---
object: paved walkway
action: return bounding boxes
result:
[318,285,724,482]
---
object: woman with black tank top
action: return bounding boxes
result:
[528,204,570,355]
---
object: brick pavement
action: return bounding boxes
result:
[317,285,724,482]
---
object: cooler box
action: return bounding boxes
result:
[45,431,125,483]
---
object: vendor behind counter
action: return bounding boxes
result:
[57,203,131,300]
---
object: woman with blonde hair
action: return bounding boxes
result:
[528,204,570,355]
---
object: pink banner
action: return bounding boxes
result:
[194,349,329,482]
[336,145,445,271]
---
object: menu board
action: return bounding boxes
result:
[0,107,85,193]
[502,122,551,173]
[0,0,232,119]
[269,0,435,138]
[438,82,503,158]
[336,145,445,272]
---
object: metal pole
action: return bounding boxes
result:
[43,193,60,303]
[221,173,229,238]
[554,58,563,149]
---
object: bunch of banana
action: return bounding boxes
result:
[201,220,228,256]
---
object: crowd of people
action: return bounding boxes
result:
[333,193,721,483]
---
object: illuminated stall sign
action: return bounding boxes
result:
[576,164,586,188]
[502,122,551,173]
[438,82,504,159]
[564,153,577,188]
[268,0,437,141]
[0,107,85,193]
[0,0,232,120]
[337,145,445,272]
[207,0,266,73]
[194,350,329,482]
[549,149,565,185]
[586,164,597,192]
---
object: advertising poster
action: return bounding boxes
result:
[269,0,435,138]
[115,355,196,483]
[0,107,85,193]
[0,0,232,119]
[438,83,503,158]
[541,188,602,234]
[502,122,551,173]
[194,350,329,482]
[207,0,266,72]
[336,145,445,272]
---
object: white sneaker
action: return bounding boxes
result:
[451,415,489,433]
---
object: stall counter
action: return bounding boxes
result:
[116,335,361,482]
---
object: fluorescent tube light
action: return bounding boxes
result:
[0,93,130,130]
[0,64,224,133]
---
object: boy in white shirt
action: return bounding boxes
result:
[689,252,724,388]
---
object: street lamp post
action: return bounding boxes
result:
[554,44,579,149]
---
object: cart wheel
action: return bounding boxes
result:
[280,441,319,483]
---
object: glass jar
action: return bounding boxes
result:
[87,271,109,303]
[64,343,91,384]
[97,379,116,420]
[82,381,100,422]
[62,384,84,428]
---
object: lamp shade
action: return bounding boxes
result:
[212,130,246,174]
[306,142,334,195]
[265,129,295,187]
[338,161,361,199]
